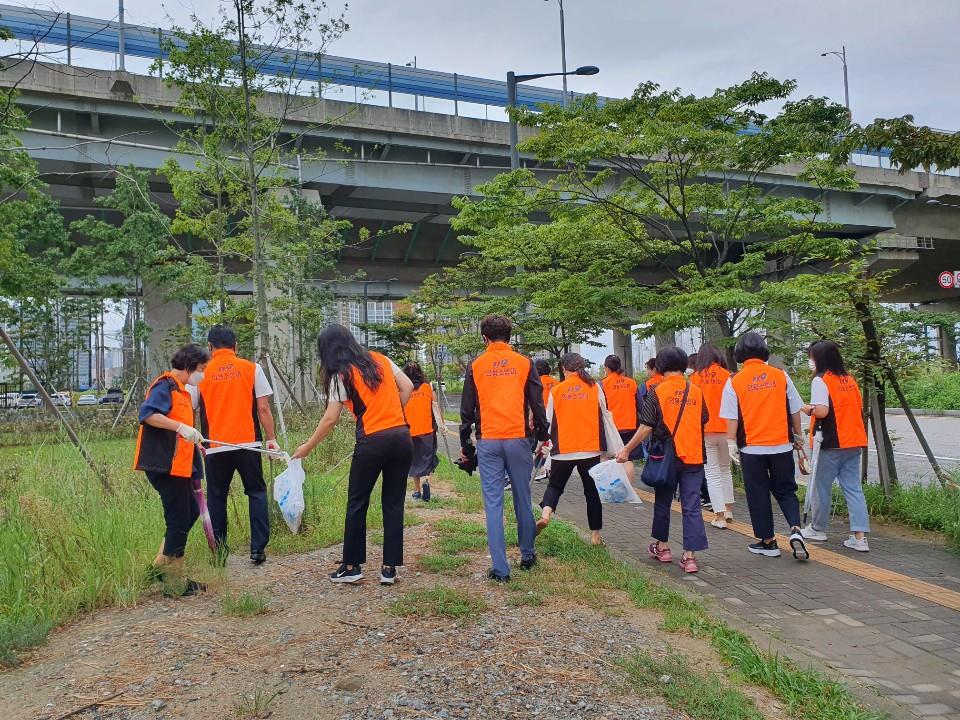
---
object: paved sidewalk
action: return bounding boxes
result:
[542,476,960,720]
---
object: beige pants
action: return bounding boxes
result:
[704,432,735,508]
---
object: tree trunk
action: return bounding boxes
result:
[860,364,870,485]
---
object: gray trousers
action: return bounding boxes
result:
[477,438,536,578]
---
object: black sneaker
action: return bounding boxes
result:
[250,550,266,565]
[747,539,781,557]
[182,579,207,596]
[421,481,431,502]
[487,570,510,583]
[504,477,512,492]
[380,565,397,585]
[520,555,537,571]
[411,491,422,500]
[330,563,363,583]
[789,530,810,561]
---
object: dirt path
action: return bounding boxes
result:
[0,486,783,720]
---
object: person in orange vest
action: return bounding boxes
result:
[600,354,641,485]
[616,346,708,573]
[535,358,559,410]
[719,332,808,560]
[690,343,735,528]
[194,326,279,566]
[537,352,621,545]
[293,324,414,585]
[643,358,662,392]
[460,315,549,582]
[799,340,871,552]
[402,361,448,502]
[134,343,209,595]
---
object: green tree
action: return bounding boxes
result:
[156,0,348,379]
[503,74,854,360]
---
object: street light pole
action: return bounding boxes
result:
[549,0,569,108]
[406,56,418,111]
[507,65,599,170]
[821,45,850,113]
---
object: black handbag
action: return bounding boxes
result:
[640,381,690,490]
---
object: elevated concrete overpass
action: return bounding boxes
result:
[3,62,960,313]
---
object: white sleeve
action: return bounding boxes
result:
[785,374,803,414]
[597,386,624,453]
[546,392,554,425]
[186,384,199,410]
[810,376,829,407]
[329,375,348,403]
[387,357,404,380]
[718,378,739,420]
[254,365,274,398]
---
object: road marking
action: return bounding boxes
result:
[633,488,960,613]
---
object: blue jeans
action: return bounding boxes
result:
[477,438,536,578]
[651,462,708,552]
[811,448,870,534]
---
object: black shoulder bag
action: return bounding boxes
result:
[640,381,690,490]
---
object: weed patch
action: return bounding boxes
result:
[220,591,270,618]
[418,554,469,574]
[389,583,487,619]
[620,650,764,720]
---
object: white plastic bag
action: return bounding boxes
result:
[273,458,305,534]
[589,459,642,504]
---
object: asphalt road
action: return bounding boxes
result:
[868,413,960,486]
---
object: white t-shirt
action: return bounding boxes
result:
[719,368,802,455]
[188,364,274,454]
[328,356,404,403]
[546,384,624,461]
[810,376,829,407]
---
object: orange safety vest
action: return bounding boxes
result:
[654,375,705,464]
[343,351,408,439]
[133,372,196,478]
[470,341,534,440]
[601,371,639,432]
[549,377,605,455]
[729,359,791,448]
[540,374,558,410]
[814,372,868,449]
[197,348,261,449]
[405,382,436,437]
[645,372,663,391]
[690,363,731,434]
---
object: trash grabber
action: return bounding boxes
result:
[194,446,217,554]
[201,437,289,463]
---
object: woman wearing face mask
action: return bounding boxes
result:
[134,343,210,595]
[800,341,871,552]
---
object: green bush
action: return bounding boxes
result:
[896,371,960,411]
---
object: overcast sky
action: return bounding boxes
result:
[17,0,960,130]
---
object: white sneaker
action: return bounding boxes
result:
[843,535,869,552]
[710,518,728,529]
[800,525,827,542]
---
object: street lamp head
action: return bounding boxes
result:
[820,52,829,57]
[574,65,599,76]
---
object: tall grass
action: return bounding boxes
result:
[0,418,375,665]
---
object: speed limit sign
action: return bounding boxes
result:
[940,271,955,289]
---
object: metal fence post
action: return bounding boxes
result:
[388,62,393,107]
[454,72,459,116]
[66,12,71,65]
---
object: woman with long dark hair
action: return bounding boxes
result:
[800,340,871,552]
[402,361,448,502]
[537,353,621,546]
[293,324,414,585]
[691,343,735,528]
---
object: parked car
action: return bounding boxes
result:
[98,389,124,404]
[76,394,98,407]
[51,392,71,407]
[16,392,40,408]
[1,392,20,408]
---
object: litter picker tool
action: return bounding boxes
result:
[195,446,217,553]
[200,437,290,463]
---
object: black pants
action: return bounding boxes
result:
[343,426,413,567]
[146,472,199,558]
[740,450,801,540]
[541,456,603,530]
[205,450,270,554]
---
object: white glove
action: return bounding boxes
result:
[176,423,203,444]
[265,439,285,459]
[726,439,741,466]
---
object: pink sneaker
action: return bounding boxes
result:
[648,542,673,563]
[679,555,699,573]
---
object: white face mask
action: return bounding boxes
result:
[188,371,205,386]
[808,359,816,373]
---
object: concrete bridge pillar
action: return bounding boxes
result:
[143,285,191,378]
[939,325,958,365]
[612,327,634,376]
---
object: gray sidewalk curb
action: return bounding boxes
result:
[888,408,960,417]
[564,519,908,720]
